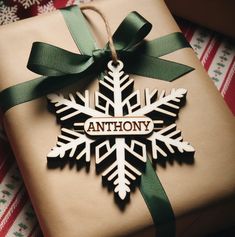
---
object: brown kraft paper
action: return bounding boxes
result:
[0,0,235,236]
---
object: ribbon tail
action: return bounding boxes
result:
[140,158,175,237]
[0,72,97,113]
[122,52,194,81]
[61,6,97,54]
[27,42,93,76]
[135,32,191,57]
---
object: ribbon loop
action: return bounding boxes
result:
[28,42,93,77]
[112,11,152,50]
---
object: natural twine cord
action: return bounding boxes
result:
[80,5,119,65]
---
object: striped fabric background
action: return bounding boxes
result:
[178,18,235,114]
[0,0,234,236]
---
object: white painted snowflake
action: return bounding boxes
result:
[0,4,19,25]
[48,60,194,200]
[38,0,55,15]
[13,0,41,9]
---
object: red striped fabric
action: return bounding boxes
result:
[0,187,28,236]
[220,56,235,94]
[0,149,14,183]
[177,18,235,116]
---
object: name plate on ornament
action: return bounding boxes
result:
[84,117,154,136]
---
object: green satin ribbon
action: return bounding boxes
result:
[0,7,193,113]
[27,12,193,79]
[140,158,175,236]
[0,6,193,236]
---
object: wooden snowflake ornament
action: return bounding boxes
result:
[47,60,195,200]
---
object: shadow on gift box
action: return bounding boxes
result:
[153,150,195,170]
[47,156,90,172]
[47,142,194,210]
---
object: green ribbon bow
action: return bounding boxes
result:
[0,7,193,113]
[27,11,193,81]
[0,6,194,237]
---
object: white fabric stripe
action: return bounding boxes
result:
[208,41,235,89]
[0,163,23,219]
[6,201,37,237]
[0,186,24,231]
[221,60,235,97]
[189,28,211,59]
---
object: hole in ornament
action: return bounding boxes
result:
[111,60,119,67]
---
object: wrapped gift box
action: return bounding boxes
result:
[0,0,235,236]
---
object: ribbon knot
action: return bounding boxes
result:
[92,48,109,64]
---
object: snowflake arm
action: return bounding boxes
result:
[97,138,146,199]
[129,88,187,119]
[48,91,106,123]
[95,74,141,115]
[47,128,95,162]
[147,124,195,159]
